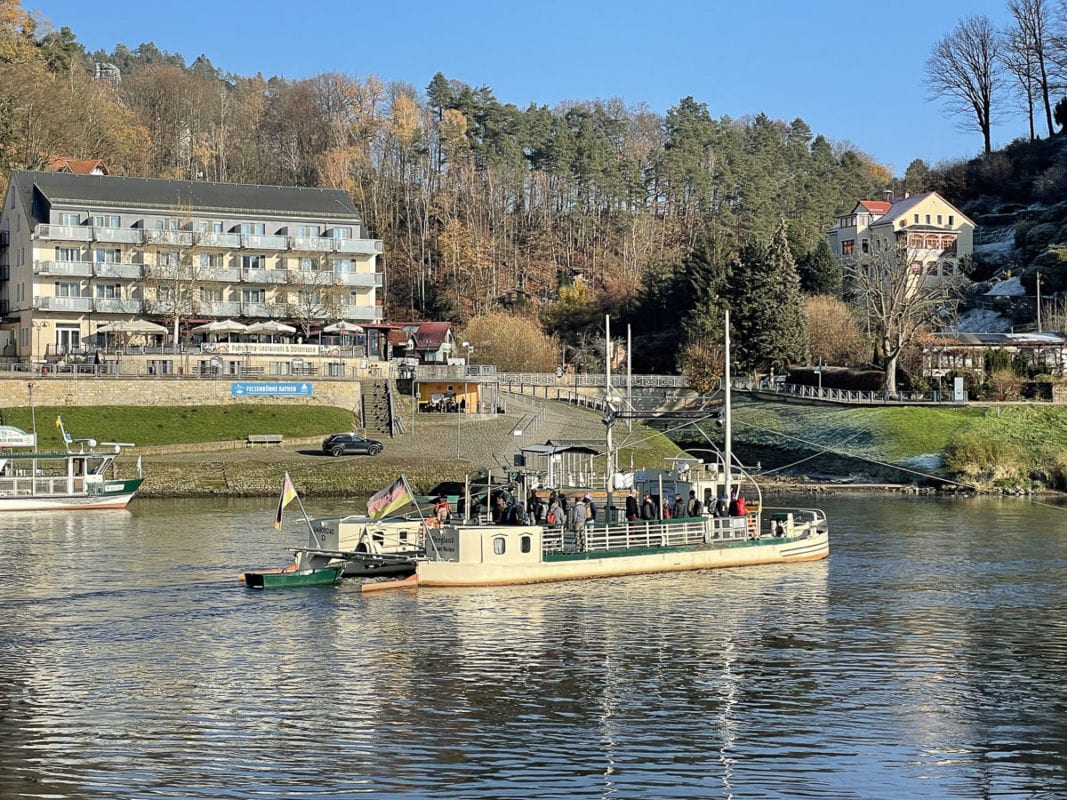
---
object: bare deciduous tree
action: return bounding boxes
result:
[926,16,1004,155]
[1007,0,1057,137]
[846,242,965,396]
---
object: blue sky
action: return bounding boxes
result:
[31,0,1026,176]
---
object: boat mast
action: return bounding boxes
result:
[604,314,614,513]
[724,309,732,498]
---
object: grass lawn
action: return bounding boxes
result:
[0,405,355,448]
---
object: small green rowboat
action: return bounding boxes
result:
[242,564,344,589]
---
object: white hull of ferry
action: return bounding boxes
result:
[0,484,141,511]
[416,517,829,588]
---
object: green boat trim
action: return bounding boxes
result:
[543,534,790,563]
[243,565,343,589]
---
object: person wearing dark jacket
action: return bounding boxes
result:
[671,494,686,519]
[625,490,639,521]
[640,493,655,520]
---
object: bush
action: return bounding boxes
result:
[944,432,1028,484]
[1024,222,1059,262]
[986,369,1024,400]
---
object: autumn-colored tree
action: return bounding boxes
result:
[804,295,868,366]
[458,311,557,372]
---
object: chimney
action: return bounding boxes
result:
[883,190,893,202]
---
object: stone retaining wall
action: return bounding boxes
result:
[0,376,362,411]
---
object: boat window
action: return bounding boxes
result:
[521,535,532,554]
[398,530,408,542]
[493,537,506,556]
[372,531,384,545]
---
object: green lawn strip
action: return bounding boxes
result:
[949,406,1067,463]
[0,405,355,448]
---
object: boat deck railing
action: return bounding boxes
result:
[541,516,754,555]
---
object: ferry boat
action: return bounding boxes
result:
[0,422,143,511]
[377,311,829,589]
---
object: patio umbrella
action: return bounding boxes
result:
[323,321,364,333]
[245,320,297,335]
[96,319,169,334]
[190,319,248,335]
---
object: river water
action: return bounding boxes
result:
[1,494,1065,799]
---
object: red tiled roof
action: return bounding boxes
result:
[413,321,453,350]
[858,200,891,214]
[47,156,109,175]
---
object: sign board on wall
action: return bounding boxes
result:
[231,382,313,397]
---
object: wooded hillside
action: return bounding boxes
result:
[0,1,888,338]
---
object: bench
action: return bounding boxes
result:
[246,434,284,447]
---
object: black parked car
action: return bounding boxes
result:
[322,432,384,456]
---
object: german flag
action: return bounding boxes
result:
[367,476,413,519]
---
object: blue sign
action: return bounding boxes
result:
[231,382,313,397]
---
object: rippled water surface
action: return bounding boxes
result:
[1,494,1065,799]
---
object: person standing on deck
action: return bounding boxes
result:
[672,493,686,519]
[573,495,587,550]
[625,489,639,522]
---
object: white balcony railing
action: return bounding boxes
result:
[93,228,143,244]
[288,236,333,253]
[94,298,143,314]
[35,295,93,312]
[34,260,93,277]
[340,305,381,322]
[196,301,242,317]
[334,271,383,288]
[333,238,383,255]
[144,230,194,247]
[94,261,144,279]
[35,224,92,241]
[242,234,288,250]
[200,232,242,248]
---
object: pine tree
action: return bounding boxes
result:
[799,238,842,297]
[729,220,809,373]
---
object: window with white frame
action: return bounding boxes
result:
[95,248,121,264]
[242,288,265,303]
[93,215,120,228]
[200,286,224,302]
[158,251,180,267]
[332,257,354,274]
[241,254,265,270]
[59,213,80,226]
[330,226,352,239]
[296,225,321,237]
[238,223,265,235]
[95,284,122,299]
[199,253,222,268]
[56,247,81,262]
[54,281,80,297]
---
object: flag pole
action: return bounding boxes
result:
[404,473,439,559]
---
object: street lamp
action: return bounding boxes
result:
[814,360,822,397]
[32,320,49,369]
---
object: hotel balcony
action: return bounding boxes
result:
[34,224,92,242]
[144,230,194,247]
[288,236,334,253]
[34,260,93,277]
[340,304,381,322]
[333,238,383,255]
[200,232,242,248]
[196,301,242,317]
[35,295,93,312]
[336,272,383,288]
[93,227,143,244]
[242,234,288,250]
[241,268,291,284]
[94,261,144,279]
[94,298,144,314]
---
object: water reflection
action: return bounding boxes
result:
[0,495,1064,798]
